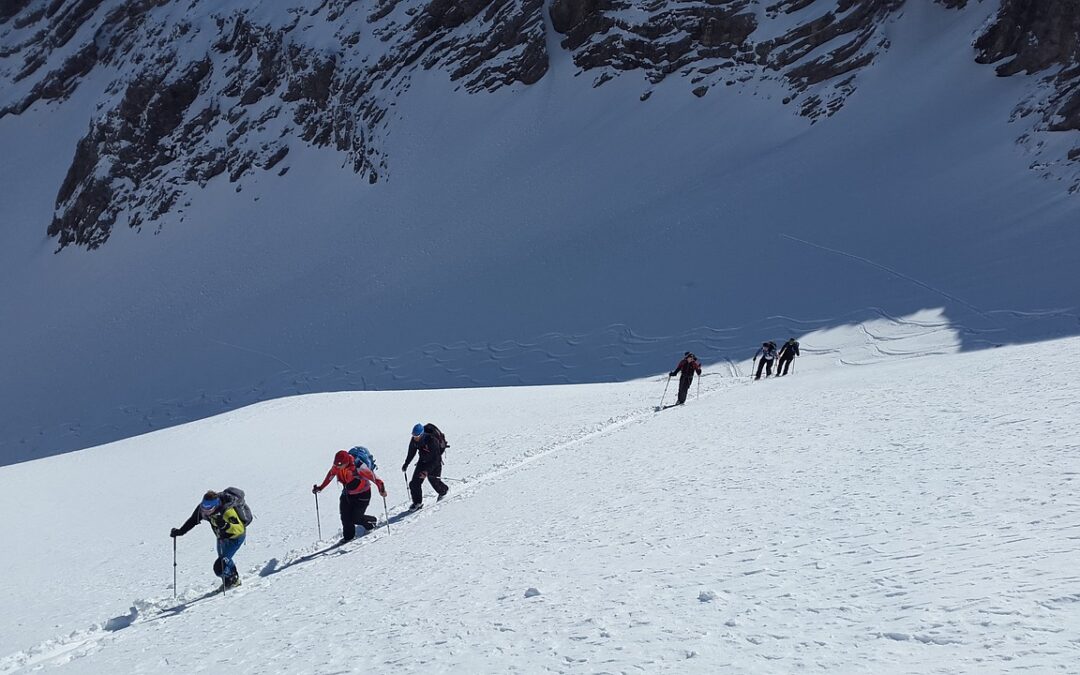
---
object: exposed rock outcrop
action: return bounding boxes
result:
[0,0,1078,249]
[1,0,549,248]
[976,0,1080,134]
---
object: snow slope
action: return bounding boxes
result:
[1,3,1079,462]
[2,328,1078,672]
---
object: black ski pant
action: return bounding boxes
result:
[677,375,694,404]
[777,356,794,376]
[339,490,376,541]
[410,462,448,505]
[755,358,774,380]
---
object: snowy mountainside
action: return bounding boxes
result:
[1,0,1080,463]
[1,334,1078,672]
[1,0,1077,248]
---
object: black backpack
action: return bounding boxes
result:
[220,487,253,526]
[424,423,448,454]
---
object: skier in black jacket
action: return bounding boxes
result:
[754,341,778,380]
[402,423,449,510]
[669,352,702,405]
[777,338,800,376]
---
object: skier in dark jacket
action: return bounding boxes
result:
[777,338,800,376]
[313,449,387,543]
[170,490,247,588]
[754,341,778,380]
[402,423,449,510]
[669,352,702,405]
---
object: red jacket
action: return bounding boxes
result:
[671,356,702,379]
[317,450,385,496]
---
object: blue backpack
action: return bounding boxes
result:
[348,446,377,471]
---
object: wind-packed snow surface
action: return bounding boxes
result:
[1,326,1078,673]
[1,3,1079,462]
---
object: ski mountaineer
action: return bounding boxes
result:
[170,490,246,589]
[669,351,702,405]
[402,423,449,510]
[777,337,800,376]
[312,449,387,543]
[754,341,778,380]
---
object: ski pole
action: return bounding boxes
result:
[659,375,671,409]
[314,491,322,541]
[697,373,701,399]
[403,469,409,496]
[382,494,391,535]
[172,537,178,599]
[751,356,757,379]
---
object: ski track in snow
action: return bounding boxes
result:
[0,374,743,674]
[2,327,1080,672]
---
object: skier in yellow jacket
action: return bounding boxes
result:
[171,490,247,588]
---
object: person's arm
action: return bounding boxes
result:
[172,507,201,537]
[402,439,418,471]
[313,467,336,493]
[794,343,801,357]
[670,358,686,376]
[357,465,387,496]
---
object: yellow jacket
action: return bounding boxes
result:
[209,507,246,539]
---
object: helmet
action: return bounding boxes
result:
[412,423,425,437]
[200,492,221,515]
[334,449,353,467]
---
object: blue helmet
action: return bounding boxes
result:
[200,495,221,515]
[412,423,425,437]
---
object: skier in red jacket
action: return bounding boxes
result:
[313,450,387,543]
[669,352,702,405]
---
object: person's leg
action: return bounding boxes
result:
[755,358,765,379]
[350,491,374,530]
[339,493,356,541]
[217,535,245,578]
[677,377,690,404]
[765,360,773,377]
[409,466,426,505]
[426,462,449,498]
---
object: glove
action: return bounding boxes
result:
[312,484,321,494]
[669,371,676,377]
[170,528,180,538]
[379,487,388,498]
[401,463,409,473]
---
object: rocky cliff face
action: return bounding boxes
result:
[976,0,1080,133]
[0,0,1078,249]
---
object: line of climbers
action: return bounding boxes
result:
[169,422,449,589]
[169,339,803,590]
[668,337,802,403]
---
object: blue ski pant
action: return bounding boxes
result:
[215,534,245,578]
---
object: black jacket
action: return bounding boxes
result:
[778,340,800,359]
[404,434,443,469]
